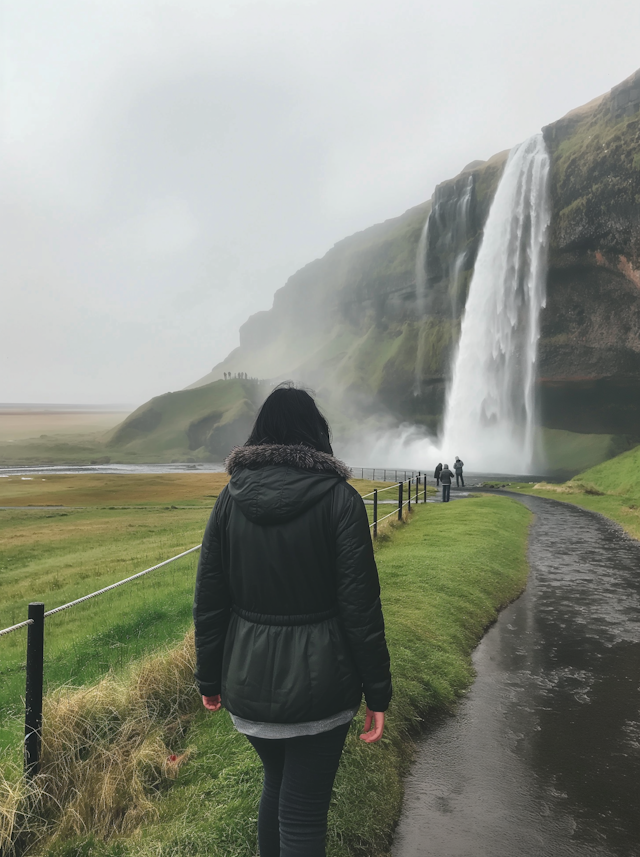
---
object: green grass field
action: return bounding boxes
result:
[1,487,531,857]
[0,475,400,754]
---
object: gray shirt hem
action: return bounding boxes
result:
[230,706,359,739]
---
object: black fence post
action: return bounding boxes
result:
[398,481,403,521]
[408,478,411,511]
[424,474,427,502]
[373,489,378,538]
[25,601,45,777]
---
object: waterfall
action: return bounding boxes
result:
[414,173,475,395]
[441,133,551,473]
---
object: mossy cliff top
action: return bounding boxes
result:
[539,68,640,438]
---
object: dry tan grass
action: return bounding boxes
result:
[0,631,199,856]
[533,481,580,493]
[533,481,605,496]
[0,412,128,443]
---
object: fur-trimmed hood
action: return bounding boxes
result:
[224,444,352,525]
[225,444,351,479]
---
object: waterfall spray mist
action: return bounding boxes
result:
[441,133,551,473]
[413,213,431,395]
[413,174,474,396]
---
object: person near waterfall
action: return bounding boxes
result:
[440,463,454,502]
[434,462,443,488]
[193,384,392,857]
[454,457,465,487]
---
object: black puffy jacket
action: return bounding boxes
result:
[193,444,392,723]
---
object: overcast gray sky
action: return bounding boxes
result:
[2,0,639,405]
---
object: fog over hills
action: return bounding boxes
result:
[5,68,639,476]
[4,2,640,407]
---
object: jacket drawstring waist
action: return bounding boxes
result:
[232,604,339,626]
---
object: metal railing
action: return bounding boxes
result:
[351,467,420,482]
[361,473,428,537]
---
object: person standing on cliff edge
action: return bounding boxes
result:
[454,457,464,487]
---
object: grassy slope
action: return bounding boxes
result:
[511,443,640,541]
[538,427,631,476]
[578,444,640,494]
[22,495,531,857]
[105,379,263,457]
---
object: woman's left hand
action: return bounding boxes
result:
[359,707,385,743]
[202,694,222,711]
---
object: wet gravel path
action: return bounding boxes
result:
[392,493,640,857]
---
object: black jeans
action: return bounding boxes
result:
[247,721,350,857]
[442,484,451,502]
[456,473,464,487]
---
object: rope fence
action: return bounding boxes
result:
[43,545,202,618]
[1,544,203,777]
[1,465,431,776]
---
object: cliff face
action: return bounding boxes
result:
[190,68,640,444]
[539,68,640,436]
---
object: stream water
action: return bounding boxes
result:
[392,494,640,857]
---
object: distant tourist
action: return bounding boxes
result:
[454,456,465,487]
[434,462,443,487]
[193,384,392,856]
[440,463,454,502]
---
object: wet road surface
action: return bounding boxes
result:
[392,493,640,857]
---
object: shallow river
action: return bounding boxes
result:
[392,493,640,857]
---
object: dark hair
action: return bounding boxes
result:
[245,383,333,454]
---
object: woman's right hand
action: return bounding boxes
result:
[202,694,222,712]
[359,707,385,743]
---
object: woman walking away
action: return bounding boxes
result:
[454,456,465,487]
[440,463,454,502]
[193,384,392,857]
[434,462,443,488]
